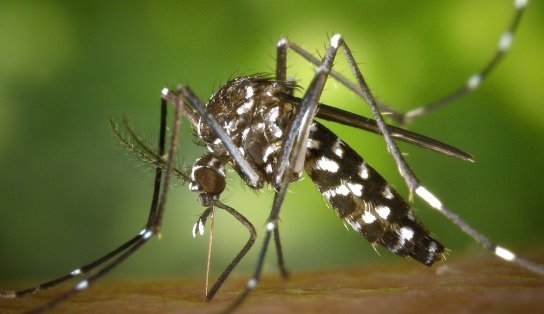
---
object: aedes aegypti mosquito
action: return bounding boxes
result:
[1,0,542,313]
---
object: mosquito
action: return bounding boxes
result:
[1,0,541,313]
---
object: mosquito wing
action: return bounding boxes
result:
[281,94,473,162]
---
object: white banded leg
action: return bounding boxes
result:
[279,0,529,124]
[0,94,181,312]
[415,185,543,274]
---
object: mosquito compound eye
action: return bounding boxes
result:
[190,153,227,197]
[194,167,226,196]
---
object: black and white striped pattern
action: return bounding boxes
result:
[305,122,444,265]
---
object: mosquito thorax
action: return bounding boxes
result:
[197,76,297,189]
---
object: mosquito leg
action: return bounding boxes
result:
[282,0,528,124]
[141,85,189,238]
[195,202,272,302]
[334,37,421,195]
[0,233,142,299]
[28,233,151,313]
[268,35,293,280]
[145,97,168,227]
[413,186,544,274]
[31,86,191,312]
[389,0,529,123]
[273,227,289,279]
[276,38,288,81]
[0,95,172,313]
[222,186,287,313]
[205,201,256,302]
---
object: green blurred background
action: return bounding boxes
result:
[1,0,543,286]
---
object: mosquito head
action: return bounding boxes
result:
[189,154,226,207]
